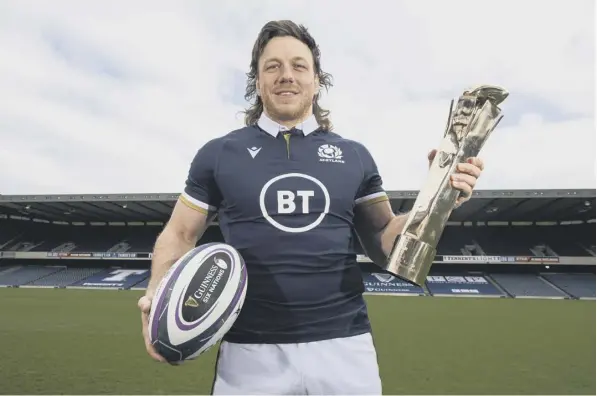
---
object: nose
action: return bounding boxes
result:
[278,64,295,83]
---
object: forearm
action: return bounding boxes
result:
[380,212,410,257]
[146,227,196,297]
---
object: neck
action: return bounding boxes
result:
[263,108,313,129]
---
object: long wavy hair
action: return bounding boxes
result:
[243,20,334,131]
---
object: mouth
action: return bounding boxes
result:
[275,91,298,97]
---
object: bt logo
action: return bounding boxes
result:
[277,190,314,214]
[259,173,330,233]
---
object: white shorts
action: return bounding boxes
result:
[210,332,382,395]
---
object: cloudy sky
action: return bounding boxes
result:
[0,0,594,195]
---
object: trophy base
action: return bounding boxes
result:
[384,234,436,287]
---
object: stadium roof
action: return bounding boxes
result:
[0,189,595,225]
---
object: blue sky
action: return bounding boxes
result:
[0,0,594,195]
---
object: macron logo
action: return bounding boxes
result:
[247,146,262,158]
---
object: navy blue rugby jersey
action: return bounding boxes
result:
[180,113,389,344]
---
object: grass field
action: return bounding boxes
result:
[0,288,594,395]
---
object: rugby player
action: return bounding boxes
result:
[138,20,484,395]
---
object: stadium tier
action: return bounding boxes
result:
[0,221,594,258]
[0,189,595,299]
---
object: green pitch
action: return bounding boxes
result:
[0,288,594,395]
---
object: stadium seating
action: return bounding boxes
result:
[0,219,594,299]
[0,265,594,300]
[131,277,150,290]
[1,221,594,257]
[0,265,64,286]
[540,273,596,299]
[487,273,569,299]
[441,224,595,257]
[0,221,229,254]
[1,224,164,253]
[26,267,106,288]
[0,265,151,289]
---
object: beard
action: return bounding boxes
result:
[261,92,313,123]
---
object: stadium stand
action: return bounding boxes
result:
[0,265,64,287]
[0,189,594,299]
[3,220,594,258]
[24,267,106,288]
[487,273,570,299]
[540,273,596,299]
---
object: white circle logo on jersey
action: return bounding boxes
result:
[259,173,330,233]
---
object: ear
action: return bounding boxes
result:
[256,79,261,96]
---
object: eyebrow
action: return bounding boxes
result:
[263,56,309,64]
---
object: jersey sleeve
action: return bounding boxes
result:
[354,143,389,207]
[180,138,224,215]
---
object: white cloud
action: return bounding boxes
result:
[0,0,594,195]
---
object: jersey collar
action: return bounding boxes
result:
[257,113,320,137]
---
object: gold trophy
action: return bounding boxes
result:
[384,85,509,286]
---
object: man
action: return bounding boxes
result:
[138,20,484,395]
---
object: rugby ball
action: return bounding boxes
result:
[148,242,248,363]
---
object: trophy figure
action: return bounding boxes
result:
[384,85,509,286]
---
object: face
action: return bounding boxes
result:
[256,36,319,125]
